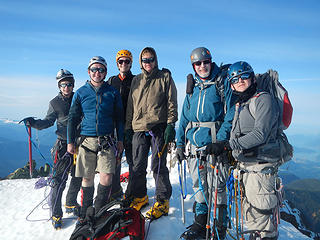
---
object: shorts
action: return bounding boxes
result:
[75,137,116,178]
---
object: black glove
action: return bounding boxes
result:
[205,141,230,156]
[23,117,35,127]
[124,129,134,145]
[176,147,186,163]
[164,124,175,144]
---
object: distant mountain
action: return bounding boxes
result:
[284,178,320,235]
[278,171,300,185]
[0,119,56,178]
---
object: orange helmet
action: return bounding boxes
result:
[116,50,133,62]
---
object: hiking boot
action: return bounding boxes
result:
[180,214,207,240]
[52,216,62,230]
[65,204,80,216]
[110,188,124,201]
[130,195,149,211]
[146,199,169,220]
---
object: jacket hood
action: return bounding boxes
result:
[139,47,159,74]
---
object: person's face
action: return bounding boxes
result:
[141,52,155,73]
[59,80,74,97]
[193,59,211,79]
[117,57,132,74]
[231,76,252,92]
[88,63,107,85]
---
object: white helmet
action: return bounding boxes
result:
[88,56,107,69]
[56,69,74,85]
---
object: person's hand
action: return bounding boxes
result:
[176,147,186,163]
[164,124,175,144]
[205,141,230,156]
[23,117,35,127]
[67,143,75,154]
[124,129,134,145]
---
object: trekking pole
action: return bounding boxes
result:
[28,125,33,178]
[209,155,220,240]
[178,159,187,224]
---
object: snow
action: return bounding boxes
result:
[0,154,312,240]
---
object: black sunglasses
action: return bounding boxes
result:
[59,83,74,88]
[90,67,106,73]
[141,57,155,64]
[193,60,211,66]
[118,59,131,65]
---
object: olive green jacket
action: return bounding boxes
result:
[126,47,178,131]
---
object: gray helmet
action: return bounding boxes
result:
[56,69,74,84]
[190,47,212,64]
[88,56,107,69]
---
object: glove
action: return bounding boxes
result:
[164,124,175,144]
[23,117,35,127]
[124,129,134,145]
[176,147,186,163]
[205,141,230,156]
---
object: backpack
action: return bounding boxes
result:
[249,69,294,165]
[70,201,145,240]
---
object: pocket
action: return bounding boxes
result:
[244,172,277,210]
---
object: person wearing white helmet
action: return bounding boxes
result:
[23,69,82,229]
[67,56,124,224]
[107,50,135,200]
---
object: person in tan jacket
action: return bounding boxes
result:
[125,47,178,220]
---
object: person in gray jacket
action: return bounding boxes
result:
[24,69,82,229]
[206,61,280,240]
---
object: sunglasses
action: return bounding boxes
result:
[118,59,131,65]
[59,83,74,88]
[141,57,155,64]
[90,67,106,73]
[193,60,211,66]
[229,73,251,84]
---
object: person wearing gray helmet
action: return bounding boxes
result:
[176,47,236,239]
[23,69,82,229]
[67,56,124,224]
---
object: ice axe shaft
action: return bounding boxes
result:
[179,161,185,224]
[28,125,33,178]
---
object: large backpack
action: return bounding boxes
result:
[70,201,145,240]
[249,69,294,165]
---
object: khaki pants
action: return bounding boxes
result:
[75,137,116,178]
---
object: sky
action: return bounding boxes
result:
[0,156,312,240]
[0,0,319,135]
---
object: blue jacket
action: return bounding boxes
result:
[176,63,236,147]
[68,81,124,144]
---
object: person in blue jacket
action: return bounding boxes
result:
[177,47,236,240]
[67,56,124,222]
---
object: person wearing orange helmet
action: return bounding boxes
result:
[107,50,135,200]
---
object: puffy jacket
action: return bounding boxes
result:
[229,92,280,163]
[32,92,73,140]
[68,81,124,144]
[126,47,178,131]
[176,63,236,147]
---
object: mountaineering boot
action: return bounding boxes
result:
[94,183,112,213]
[180,214,207,239]
[79,186,94,219]
[130,195,149,211]
[212,204,228,240]
[110,187,124,201]
[65,203,80,216]
[52,216,62,230]
[146,199,169,220]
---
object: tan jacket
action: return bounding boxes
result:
[126,47,178,131]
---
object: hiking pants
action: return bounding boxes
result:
[188,145,229,209]
[239,162,279,239]
[51,139,81,217]
[129,125,172,200]
[111,140,133,196]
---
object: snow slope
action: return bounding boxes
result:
[0,154,312,240]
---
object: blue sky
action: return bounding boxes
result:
[0,0,319,135]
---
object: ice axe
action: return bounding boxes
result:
[19,118,33,178]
